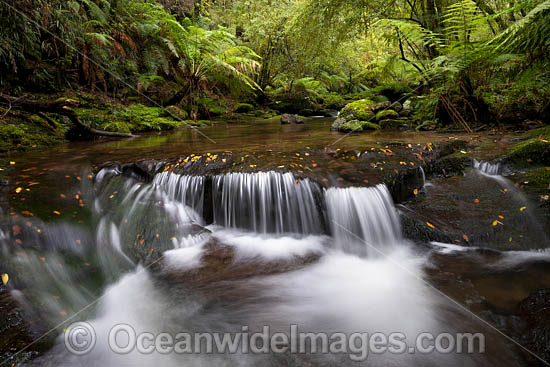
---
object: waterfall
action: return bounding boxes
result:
[153,171,205,215]
[325,185,402,257]
[473,159,501,176]
[212,172,323,234]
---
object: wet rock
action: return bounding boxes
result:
[517,289,550,362]
[339,99,376,121]
[399,208,455,244]
[157,236,321,286]
[505,137,550,166]
[426,157,468,178]
[281,114,304,124]
[121,162,153,183]
[379,119,402,129]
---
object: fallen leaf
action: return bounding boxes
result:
[9,161,15,165]
[15,187,22,194]
[462,234,470,242]
[1,273,8,285]
[53,211,61,215]
[474,198,480,203]
[426,222,435,229]
[413,188,419,195]
[520,206,527,212]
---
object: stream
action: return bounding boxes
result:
[1,119,549,366]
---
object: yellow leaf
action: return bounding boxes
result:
[53,211,61,215]
[9,161,15,165]
[1,273,8,285]
[15,187,22,194]
[413,188,419,195]
[520,206,527,212]
[426,222,435,229]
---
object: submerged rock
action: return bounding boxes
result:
[281,113,304,124]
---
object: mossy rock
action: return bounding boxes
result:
[376,110,399,121]
[340,99,376,121]
[372,95,390,103]
[522,167,550,188]
[379,119,402,129]
[339,120,364,133]
[507,138,550,165]
[234,103,254,113]
[360,121,381,130]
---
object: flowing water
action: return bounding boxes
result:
[1,120,549,366]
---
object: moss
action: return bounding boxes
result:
[340,99,376,121]
[375,109,399,121]
[0,120,66,154]
[372,95,390,103]
[379,119,403,129]
[508,128,550,165]
[339,120,364,133]
[522,167,550,188]
[360,121,381,130]
[234,103,254,113]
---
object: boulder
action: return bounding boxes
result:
[281,114,305,124]
[372,101,391,113]
[390,101,403,112]
[379,119,402,129]
[339,99,376,121]
[373,95,390,103]
[376,110,399,121]
[234,103,254,113]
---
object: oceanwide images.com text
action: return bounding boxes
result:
[65,322,486,361]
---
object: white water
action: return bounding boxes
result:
[325,185,401,256]
[213,171,323,234]
[0,169,530,366]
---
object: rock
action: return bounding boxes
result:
[281,114,305,124]
[517,289,550,362]
[399,109,412,117]
[157,236,321,286]
[234,103,254,113]
[505,133,550,166]
[372,101,391,113]
[417,120,437,131]
[390,101,403,112]
[373,95,390,103]
[331,117,346,131]
[339,99,376,121]
[379,119,402,129]
[376,110,399,121]
[402,99,413,111]
[360,121,381,130]
[339,120,363,133]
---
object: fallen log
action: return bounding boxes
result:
[0,94,136,138]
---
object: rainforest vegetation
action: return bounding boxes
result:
[0,0,549,152]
